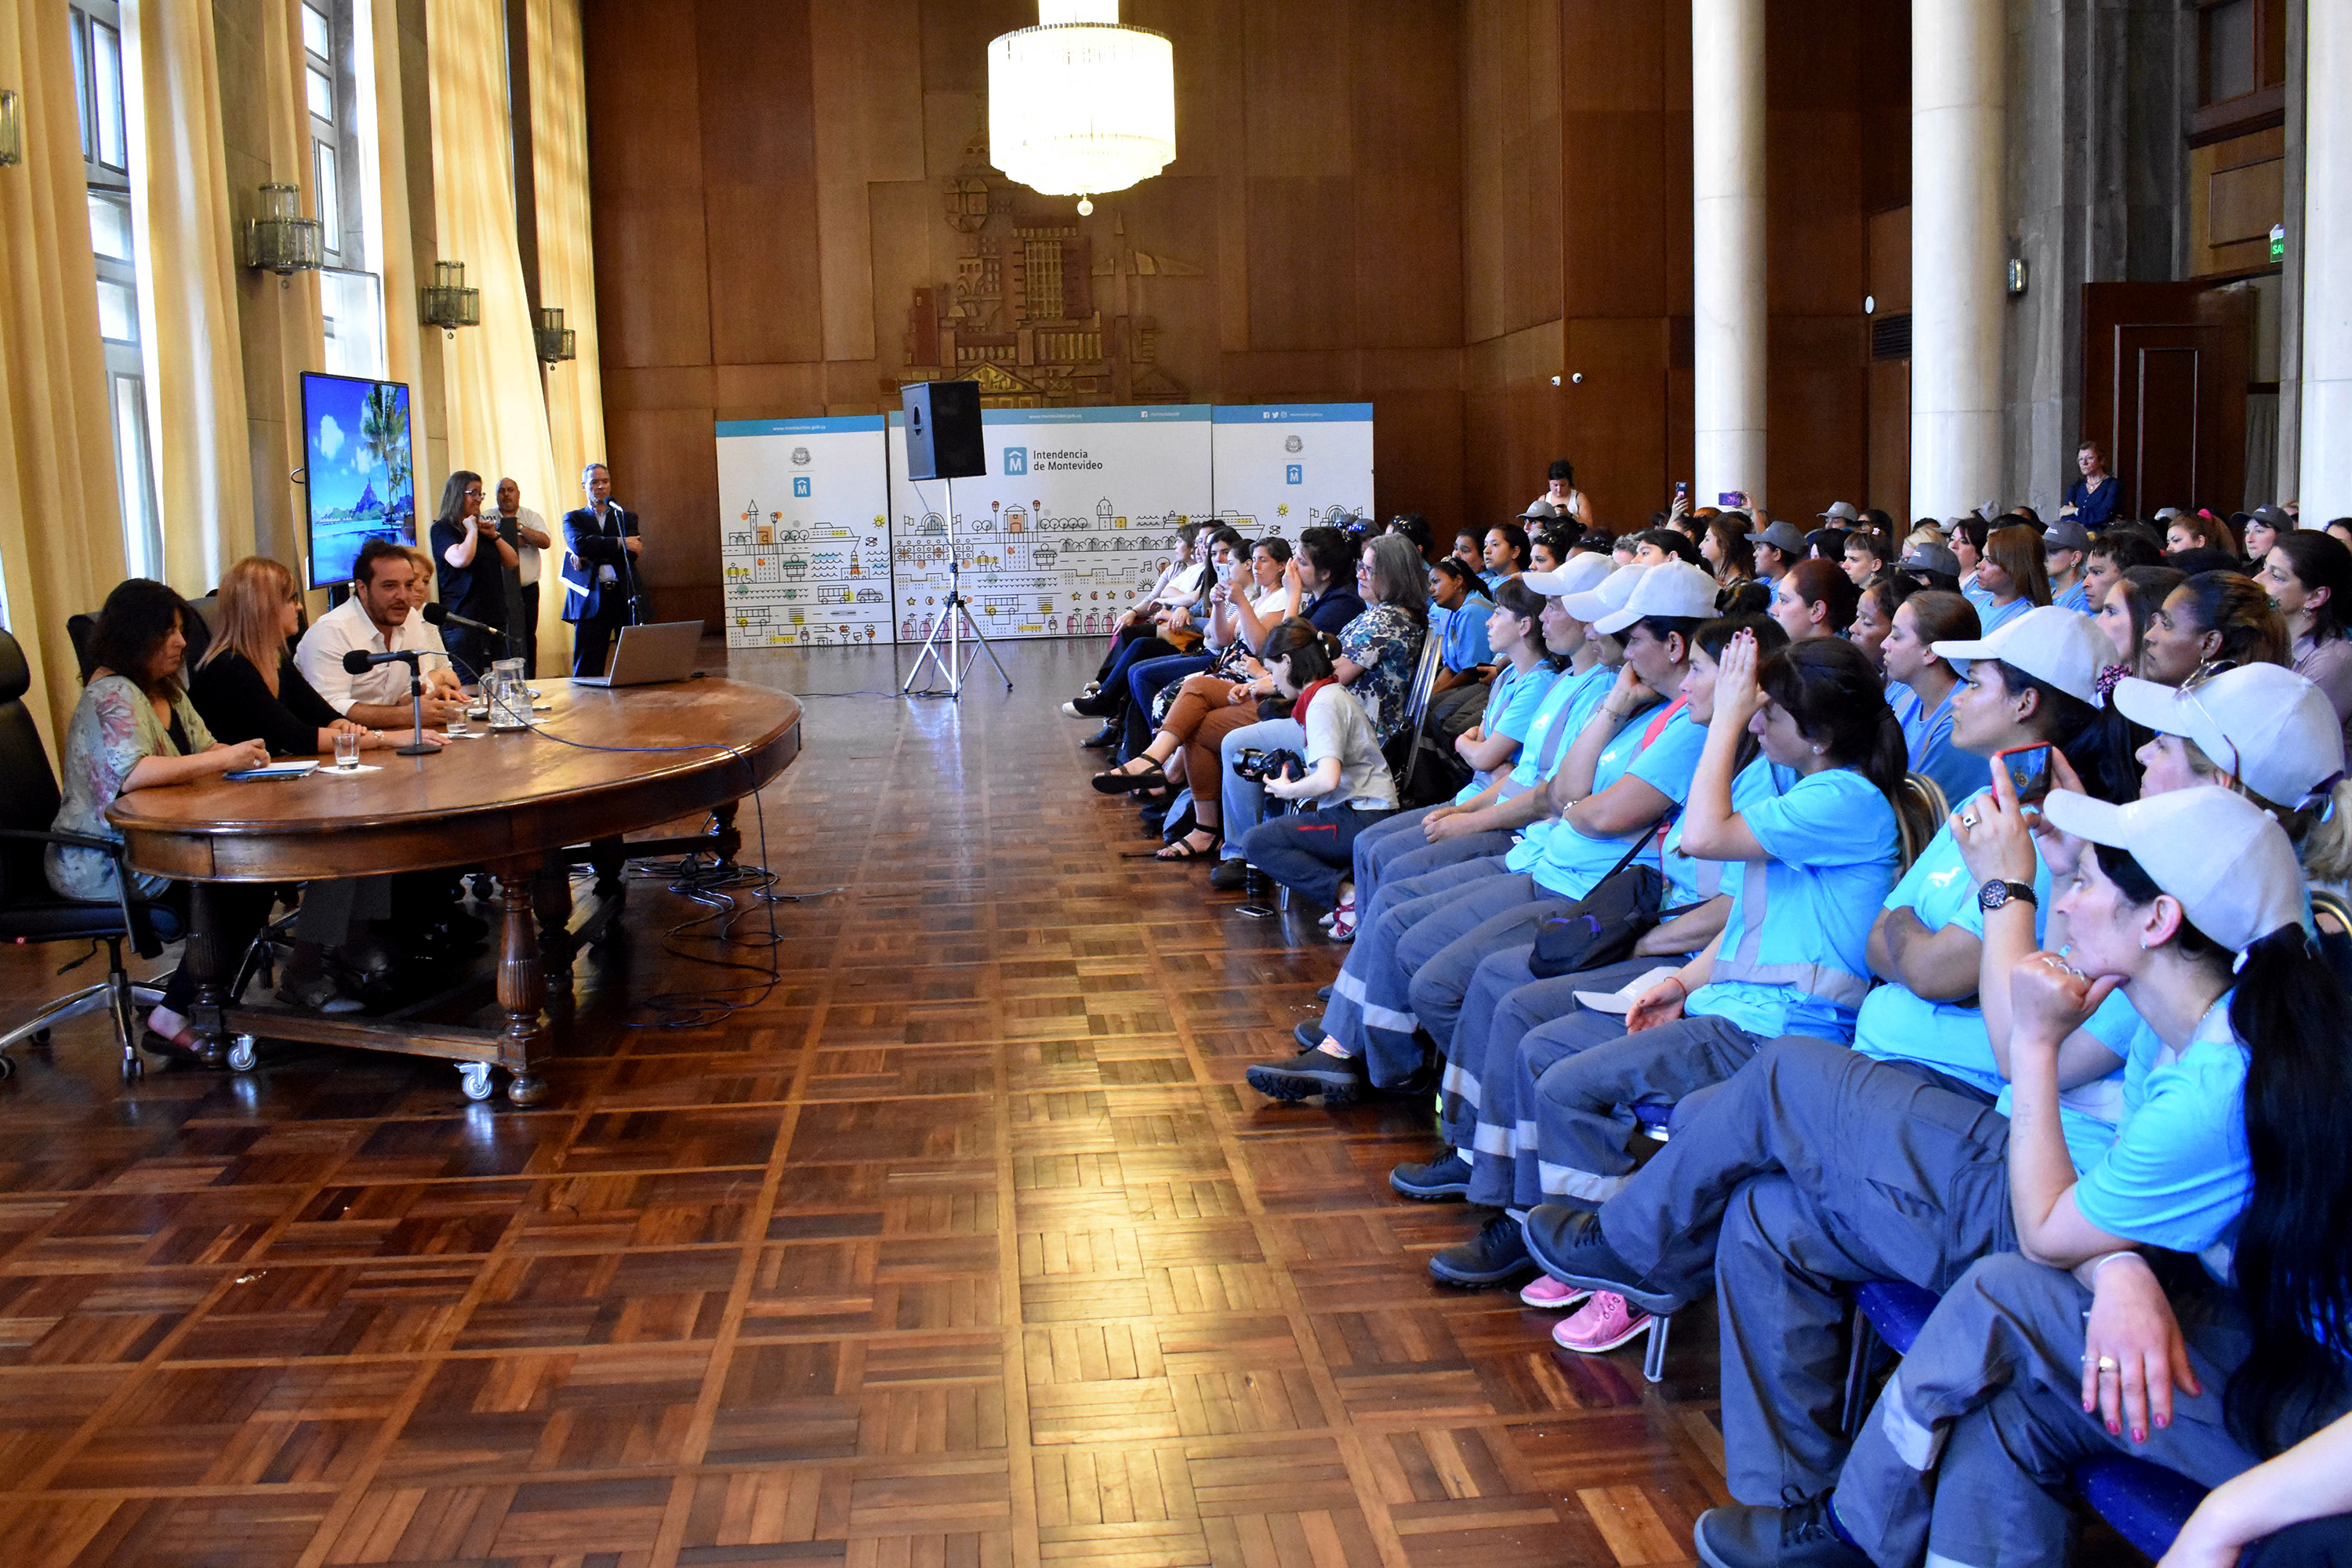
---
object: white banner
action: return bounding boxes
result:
[715,416,893,648]
[1209,403,1376,543]
[887,405,1212,641]
[713,403,1375,644]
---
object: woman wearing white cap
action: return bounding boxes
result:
[1692,786,2350,1568]
[1252,562,1646,1102]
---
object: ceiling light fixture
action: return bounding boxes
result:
[987,0,1174,218]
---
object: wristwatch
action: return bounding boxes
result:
[1978,878,2037,913]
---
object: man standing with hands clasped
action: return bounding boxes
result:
[562,461,642,677]
[486,477,554,677]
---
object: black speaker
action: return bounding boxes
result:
[902,380,985,481]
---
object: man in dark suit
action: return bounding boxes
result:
[561,461,643,677]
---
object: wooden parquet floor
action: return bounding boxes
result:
[0,640,1730,1568]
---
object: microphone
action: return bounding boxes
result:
[423,602,506,640]
[343,647,422,674]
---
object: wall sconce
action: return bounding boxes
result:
[0,90,21,169]
[245,183,323,279]
[535,306,576,364]
[420,260,480,338]
[2006,258,2028,297]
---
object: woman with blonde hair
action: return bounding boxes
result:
[191,557,422,1012]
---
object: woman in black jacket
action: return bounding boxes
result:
[190,557,414,1011]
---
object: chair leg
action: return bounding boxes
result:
[1643,1311,1672,1383]
[107,942,142,1081]
[1841,1308,1882,1438]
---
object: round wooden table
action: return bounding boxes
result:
[107,677,802,1103]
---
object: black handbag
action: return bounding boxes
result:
[1526,810,1679,980]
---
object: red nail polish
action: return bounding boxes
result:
[2157,1415,2169,1428]
[2109,1421,2121,1435]
[2132,1428,2145,1443]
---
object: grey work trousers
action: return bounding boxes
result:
[1370,874,1577,1086]
[1571,1036,2013,1504]
[1317,856,1509,1072]
[1523,1009,1765,1212]
[1834,1253,2302,1568]
[1347,806,1514,918]
[1439,947,1651,1163]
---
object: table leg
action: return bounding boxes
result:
[533,858,575,999]
[495,856,548,1105]
[710,800,742,869]
[183,883,228,1068]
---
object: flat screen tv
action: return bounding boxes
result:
[300,371,416,590]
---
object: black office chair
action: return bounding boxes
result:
[0,626,182,1080]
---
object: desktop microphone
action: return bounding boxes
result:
[343,647,422,673]
[422,602,506,639]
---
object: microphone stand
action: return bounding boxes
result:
[392,651,435,756]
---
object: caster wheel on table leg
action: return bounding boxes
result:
[227,1036,258,1072]
[122,1053,145,1082]
[505,1073,547,1107]
[458,1062,495,1102]
[31,1028,50,1045]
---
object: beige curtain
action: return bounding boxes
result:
[121,0,256,596]
[528,0,604,663]
[427,0,561,651]
[249,0,328,578]
[0,0,132,750]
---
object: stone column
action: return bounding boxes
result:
[1692,0,1767,508]
[2301,0,2351,521]
[1911,0,2005,521]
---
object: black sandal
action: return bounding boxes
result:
[1091,764,1168,796]
[1153,830,1221,862]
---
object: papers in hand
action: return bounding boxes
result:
[1573,966,1686,1014]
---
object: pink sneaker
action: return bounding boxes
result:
[1519,1274,1592,1310]
[1551,1291,1656,1353]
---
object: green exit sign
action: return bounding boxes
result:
[2272,223,2286,262]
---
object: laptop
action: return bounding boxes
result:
[573,620,703,688]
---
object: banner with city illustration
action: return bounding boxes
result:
[1207,404,1375,543]
[713,403,1375,645]
[885,405,1213,641]
[715,416,894,649]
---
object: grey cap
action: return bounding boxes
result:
[2042,518,2092,553]
[2251,505,2292,531]
[1900,542,1962,577]
[2154,506,2183,521]
[1817,501,1860,522]
[1520,500,1559,521]
[1747,518,1806,556]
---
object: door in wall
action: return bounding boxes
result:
[2082,283,2250,519]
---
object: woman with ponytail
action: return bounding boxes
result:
[1687,785,2352,1568]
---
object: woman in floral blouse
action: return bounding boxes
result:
[49,579,274,1058]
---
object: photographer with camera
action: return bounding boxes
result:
[1237,619,1401,910]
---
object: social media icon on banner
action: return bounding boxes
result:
[1286,465,1302,485]
[1004,448,1029,476]
[793,477,811,497]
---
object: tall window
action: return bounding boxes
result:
[308,0,386,377]
[68,0,162,580]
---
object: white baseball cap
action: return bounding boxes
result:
[1930,606,2107,705]
[2111,666,2347,809]
[1595,561,1722,635]
[2042,786,2305,954]
[1559,562,1650,624]
[1521,553,1613,599]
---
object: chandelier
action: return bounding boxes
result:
[987,0,1174,216]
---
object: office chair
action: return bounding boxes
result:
[0,627,180,1080]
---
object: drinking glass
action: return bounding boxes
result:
[333,730,361,770]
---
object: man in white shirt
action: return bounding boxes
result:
[488,477,553,676]
[295,538,466,729]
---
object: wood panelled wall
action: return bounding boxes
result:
[584,0,1904,625]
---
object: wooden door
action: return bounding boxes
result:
[2082,283,2250,518]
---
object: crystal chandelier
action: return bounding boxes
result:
[988,0,1174,216]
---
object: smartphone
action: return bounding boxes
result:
[1994,742,2055,806]
[1235,905,1277,920]
[1673,481,1690,505]
[1719,490,1748,508]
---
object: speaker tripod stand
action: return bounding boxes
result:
[900,477,1013,699]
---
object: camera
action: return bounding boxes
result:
[1232,746,1304,783]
